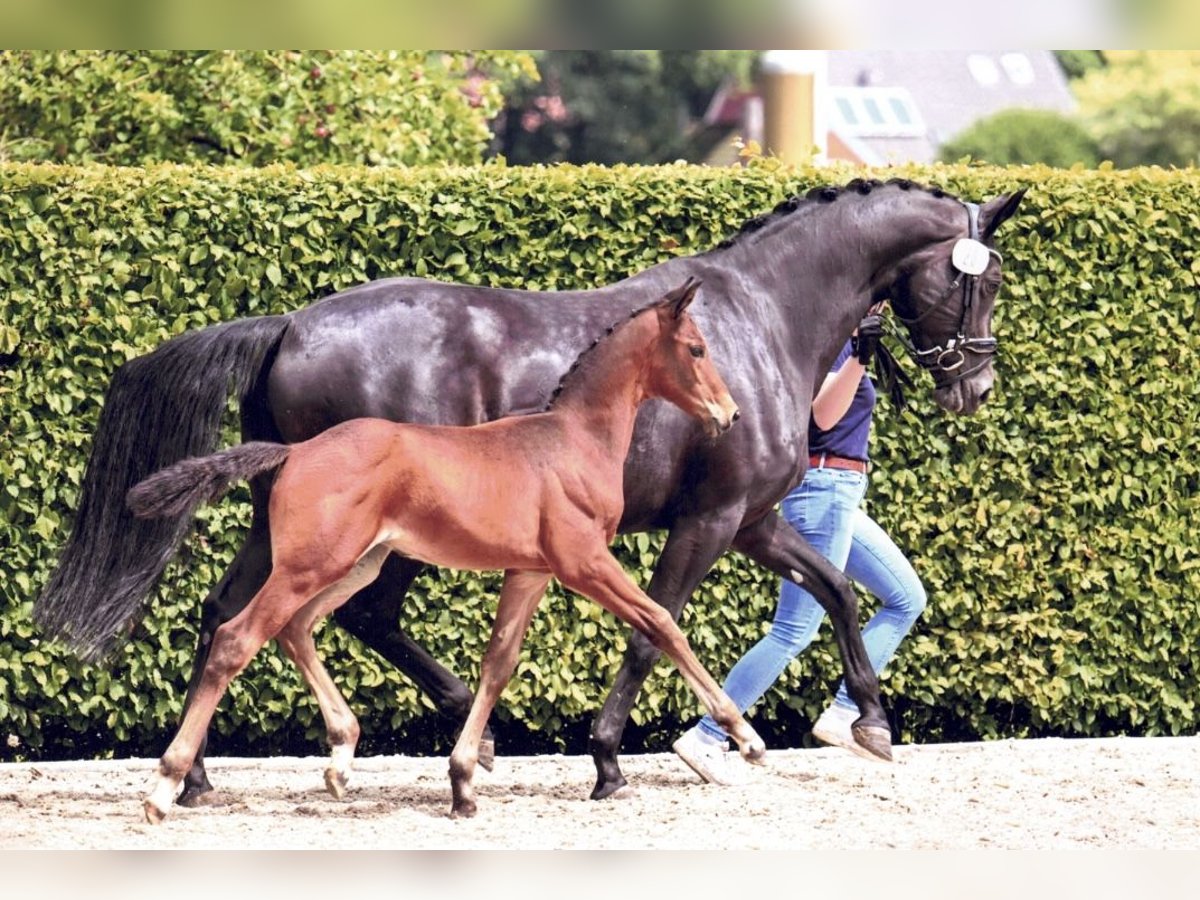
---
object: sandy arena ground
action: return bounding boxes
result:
[2,735,1199,850]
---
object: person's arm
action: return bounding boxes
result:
[811,358,865,431]
[812,308,885,431]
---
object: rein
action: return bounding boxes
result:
[885,201,1001,393]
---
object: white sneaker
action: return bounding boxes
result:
[672,725,750,786]
[811,704,887,762]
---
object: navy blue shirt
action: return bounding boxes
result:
[808,341,876,461]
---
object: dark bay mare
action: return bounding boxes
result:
[127,278,755,821]
[34,177,1025,803]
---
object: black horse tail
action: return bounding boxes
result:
[128,442,291,520]
[33,316,289,662]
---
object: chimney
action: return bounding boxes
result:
[760,50,828,165]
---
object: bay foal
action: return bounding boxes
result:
[127,277,761,822]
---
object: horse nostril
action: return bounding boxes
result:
[731,409,741,423]
[980,388,992,404]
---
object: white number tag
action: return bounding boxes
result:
[952,238,991,276]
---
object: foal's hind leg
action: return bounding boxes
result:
[143,565,326,823]
[275,545,391,799]
[448,569,551,819]
[177,509,273,806]
[332,555,498,772]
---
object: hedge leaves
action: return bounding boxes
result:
[2,159,1197,760]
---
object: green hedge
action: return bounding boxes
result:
[1,159,1197,762]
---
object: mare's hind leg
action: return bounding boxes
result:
[332,555,498,772]
[448,569,551,819]
[549,539,766,768]
[275,545,391,800]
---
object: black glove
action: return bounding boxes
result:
[850,313,885,365]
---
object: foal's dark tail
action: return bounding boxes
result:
[128,443,291,520]
[33,316,289,663]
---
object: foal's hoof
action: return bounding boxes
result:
[851,724,894,762]
[478,738,496,773]
[450,798,478,819]
[324,767,349,800]
[143,798,168,826]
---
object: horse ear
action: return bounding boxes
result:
[665,277,702,319]
[980,188,1028,241]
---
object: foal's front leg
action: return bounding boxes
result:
[448,569,552,819]
[589,509,745,800]
[550,545,766,767]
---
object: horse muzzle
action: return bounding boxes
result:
[933,370,994,416]
[704,403,741,437]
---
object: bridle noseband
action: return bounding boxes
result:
[890,201,1000,386]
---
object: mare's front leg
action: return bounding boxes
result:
[731,509,892,760]
[588,511,746,800]
[448,569,551,819]
[332,555,498,771]
[550,540,766,772]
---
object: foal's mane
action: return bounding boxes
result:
[708,177,958,253]
[543,298,666,412]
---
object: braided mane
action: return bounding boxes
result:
[543,298,666,411]
[709,177,955,252]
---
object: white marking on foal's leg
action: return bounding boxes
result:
[331,742,354,775]
[790,569,804,584]
[143,767,180,824]
[325,742,355,800]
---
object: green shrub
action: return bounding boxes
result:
[0,51,537,167]
[938,108,1101,168]
[1,159,1197,761]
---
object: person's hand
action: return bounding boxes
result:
[851,312,885,365]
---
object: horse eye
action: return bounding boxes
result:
[689,345,706,358]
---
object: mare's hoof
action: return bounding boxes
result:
[143,798,168,825]
[324,767,349,800]
[589,772,628,801]
[851,724,894,762]
[741,738,767,765]
[478,738,496,773]
[176,785,219,808]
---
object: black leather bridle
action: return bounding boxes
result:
[890,201,1001,387]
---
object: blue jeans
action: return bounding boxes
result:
[697,466,927,742]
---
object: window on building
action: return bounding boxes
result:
[835,96,858,126]
[1000,52,1036,85]
[967,54,1000,86]
[828,87,925,138]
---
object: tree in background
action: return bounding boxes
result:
[1072,50,1200,169]
[938,108,1101,168]
[0,51,538,167]
[1054,50,1106,81]
[490,50,756,165]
